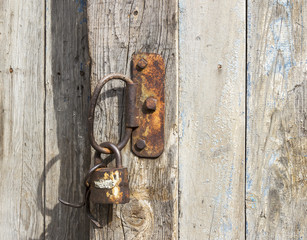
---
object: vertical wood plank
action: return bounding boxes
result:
[178,0,246,239]
[0,1,45,239]
[87,0,178,239]
[246,0,307,239]
[45,0,91,239]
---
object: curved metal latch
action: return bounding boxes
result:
[88,73,139,154]
[88,53,166,158]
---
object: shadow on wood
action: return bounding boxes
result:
[40,1,129,238]
[43,0,91,239]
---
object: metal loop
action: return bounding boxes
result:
[88,73,135,154]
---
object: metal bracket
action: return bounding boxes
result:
[131,53,165,158]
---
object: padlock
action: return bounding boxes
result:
[88,143,130,204]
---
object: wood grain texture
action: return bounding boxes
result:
[0,1,45,239]
[86,0,178,239]
[44,0,91,239]
[246,0,307,239]
[178,0,246,239]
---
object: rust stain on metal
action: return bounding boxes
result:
[89,167,130,204]
[131,53,165,158]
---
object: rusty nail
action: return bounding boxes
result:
[137,58,147,70]
[145,97,157,111]
[136,139,146,150]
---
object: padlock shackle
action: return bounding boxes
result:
[100,142,122,168]
[83,142,122,187]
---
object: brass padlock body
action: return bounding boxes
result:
[89,167,130,204]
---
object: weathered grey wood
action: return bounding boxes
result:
[246,1,307,239]
[0,1,45,239]
[2,0,306,239]
[87,0,178,239]
[178,0,246,239]
[44,0,91,239]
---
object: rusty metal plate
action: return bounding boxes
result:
[131,53,165,158]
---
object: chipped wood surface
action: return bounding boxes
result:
[86,0,178,239]
[178,0,246,239]
[246,0,307,239]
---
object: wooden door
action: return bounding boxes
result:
[0,0,306,239]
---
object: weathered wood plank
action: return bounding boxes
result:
[178,0,246,239]
[0,1,45,239]
[87,0,178,239]
[44,0,91,239]
[246,1,307,239]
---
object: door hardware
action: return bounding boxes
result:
[59,142,125,228]
[131,53,165,158]
[88,73,138,154]
[59,53,165,227]
[88,53,165,158]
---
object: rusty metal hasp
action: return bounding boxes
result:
[59,53,165,227]
[131,53,165,158]
[87,53,165,158]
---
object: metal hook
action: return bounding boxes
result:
[58,162,104,227]
[88,73,138,154]
[58,197,86,208]
[60,187,103,228]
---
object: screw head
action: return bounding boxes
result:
[136,139,146,150]
[145,97,157,111]
[137,58,147,70]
